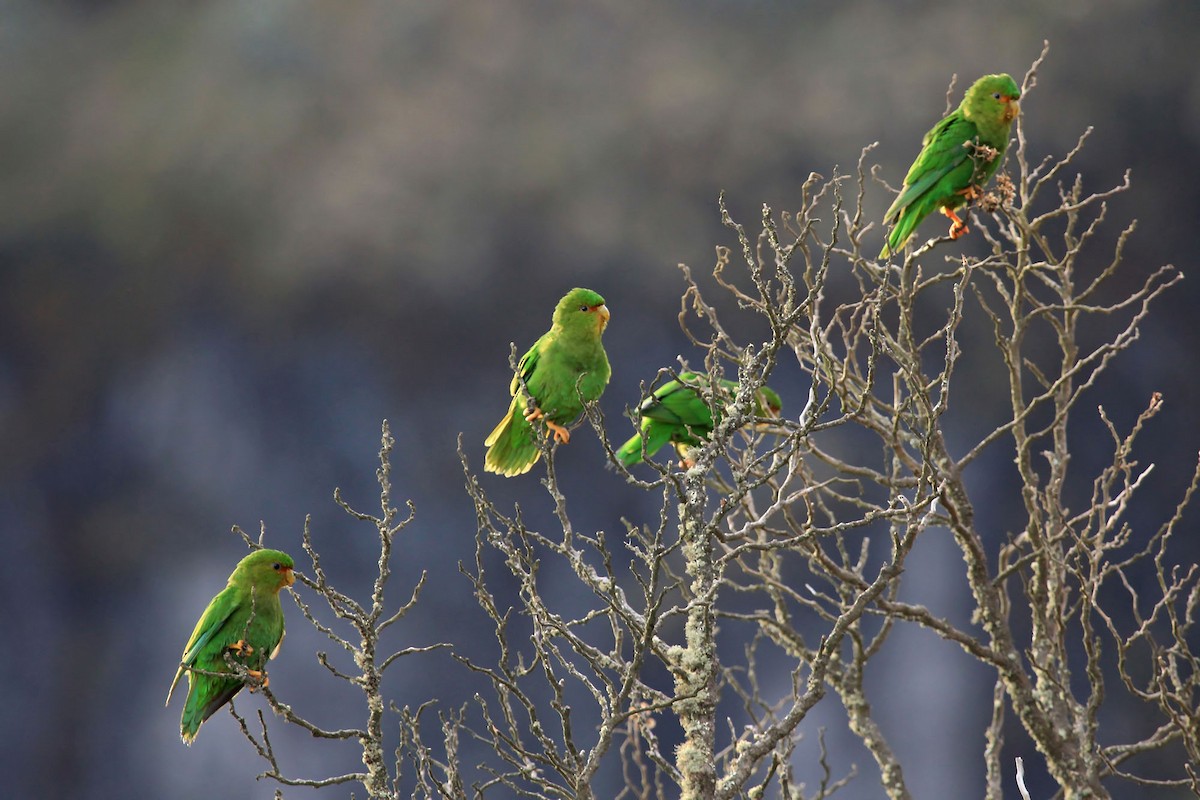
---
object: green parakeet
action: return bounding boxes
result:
[880,73,1021,258]
[615,372,782,467]
[166,548,296,745]
[485,287,611,477]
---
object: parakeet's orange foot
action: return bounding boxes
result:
[544,419,570,444]
[229,640,254,656]
[245,669,268,691]
[955,184,981,201]
[523,406,570,443]
[940,206,969,239]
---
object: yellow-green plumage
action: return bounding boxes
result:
[881,73,1021,257]
[166,549,295,744]
[616,372,783,466]
[485,288,611,477]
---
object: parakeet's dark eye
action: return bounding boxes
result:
[272,562,282,570]
[579,305,589,312]
[993,92,1001,100]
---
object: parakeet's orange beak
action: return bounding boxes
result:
[595,303,610,332]
[1002,95,1020,123]
[282,567,295,587]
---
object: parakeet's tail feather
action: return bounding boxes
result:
[880,212,920,259]
[614,433,645,467]
[881,189,955,258]
[180,678,242,745]
[614,422,674,468]
[166,666,185,706]
[484,405,540,477]
[483,403,512,448]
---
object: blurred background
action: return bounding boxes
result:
[3,2,1197,798]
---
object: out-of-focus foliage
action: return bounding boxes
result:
[1,2,1196,798]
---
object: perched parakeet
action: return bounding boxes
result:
[615,372,783,467]
[166,548,296,744]
[880,73,1021,257]
[484,288,611,477]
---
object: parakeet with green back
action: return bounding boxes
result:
[485,288,611,476]
[166,548,295,744]
[615,372,782,467]
[880,73,1021,258]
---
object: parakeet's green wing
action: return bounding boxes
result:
[484,336,547,475]
[617,380,686,466]
[656,386,718,429]
[166,587,239,705]
[637,387,689,426]
[485,338,542,450]
[883,114,975,223]
[508,339,542,399]
[636,374,713,426]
